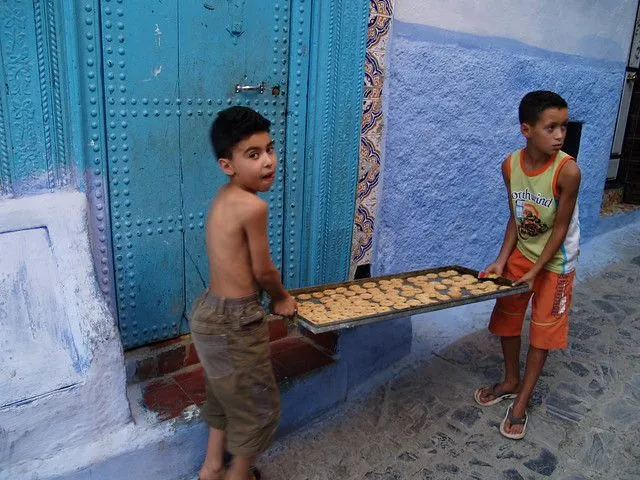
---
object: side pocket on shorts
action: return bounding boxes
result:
[237,302,265,329]
[191,331,234,379]
[551,274,571,317]
[250,370,280,429]
[190,293,212,325]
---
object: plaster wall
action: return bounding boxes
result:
[374,2,637,274]
[395,0,637,62]
[0,192,129,477]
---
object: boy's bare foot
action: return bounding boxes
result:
[475,381,520,405]
[199,466,225,480]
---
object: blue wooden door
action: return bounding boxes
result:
[101,1,290,348]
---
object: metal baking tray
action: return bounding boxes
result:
[290,265,529,334]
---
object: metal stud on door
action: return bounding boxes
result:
[101,1,184,348]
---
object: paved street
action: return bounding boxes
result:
[258,221,640,480]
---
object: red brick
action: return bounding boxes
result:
[143,378,192,421]
[173,366,206,405]
[157,345,187,375]
[134,357,158,382]
[184,342,200,367]
[269,336,306,355]
[149,336,185,351]
[268,318,288,342]
[270,338,334,381]
[300,330,338,353]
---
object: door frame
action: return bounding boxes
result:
[609,1,640,181]
[288,0,370,288]
[69,0,369,334]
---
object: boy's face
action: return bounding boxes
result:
[521,107,569,157]
[219,131,277,193]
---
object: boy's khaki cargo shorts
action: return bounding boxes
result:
[189,291,280,456]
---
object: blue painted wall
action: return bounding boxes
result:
[374,20,632,275]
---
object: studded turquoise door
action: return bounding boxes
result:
[101,1,290,348]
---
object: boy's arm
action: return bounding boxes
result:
[244,200,297,316]
[485,158,518,276]
[514,161,581,288]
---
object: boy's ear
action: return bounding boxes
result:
[218,157,235,176]
[520,122,531,138]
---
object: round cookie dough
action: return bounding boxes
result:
[415,293,434,302]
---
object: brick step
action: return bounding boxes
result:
[126,317,294,384]
[141,335,337,421]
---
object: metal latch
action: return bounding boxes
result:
[627,71,637,82]
[235,82,265,94]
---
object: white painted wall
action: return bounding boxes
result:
[0,192,130,478]
[395,0,639,62]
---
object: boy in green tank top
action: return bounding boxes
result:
[474,91,581,440]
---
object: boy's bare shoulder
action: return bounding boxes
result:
[243,198,269,232]
[212,186,268,223]
[562,158,581,175]
[557,158,581,189]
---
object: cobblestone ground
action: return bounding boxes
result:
[258,222,640,480]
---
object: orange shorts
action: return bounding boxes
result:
[489,248,574,350]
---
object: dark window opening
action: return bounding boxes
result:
[354,263,371,280]
[563,121,582,159]
[619,75,640,204]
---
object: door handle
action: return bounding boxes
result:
[235,82,265,94]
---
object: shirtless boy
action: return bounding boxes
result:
[190,106,297,479]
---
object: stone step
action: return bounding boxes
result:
[140,334,338,422]
[125,316,296,384]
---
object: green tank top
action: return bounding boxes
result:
[509,149,580,274]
